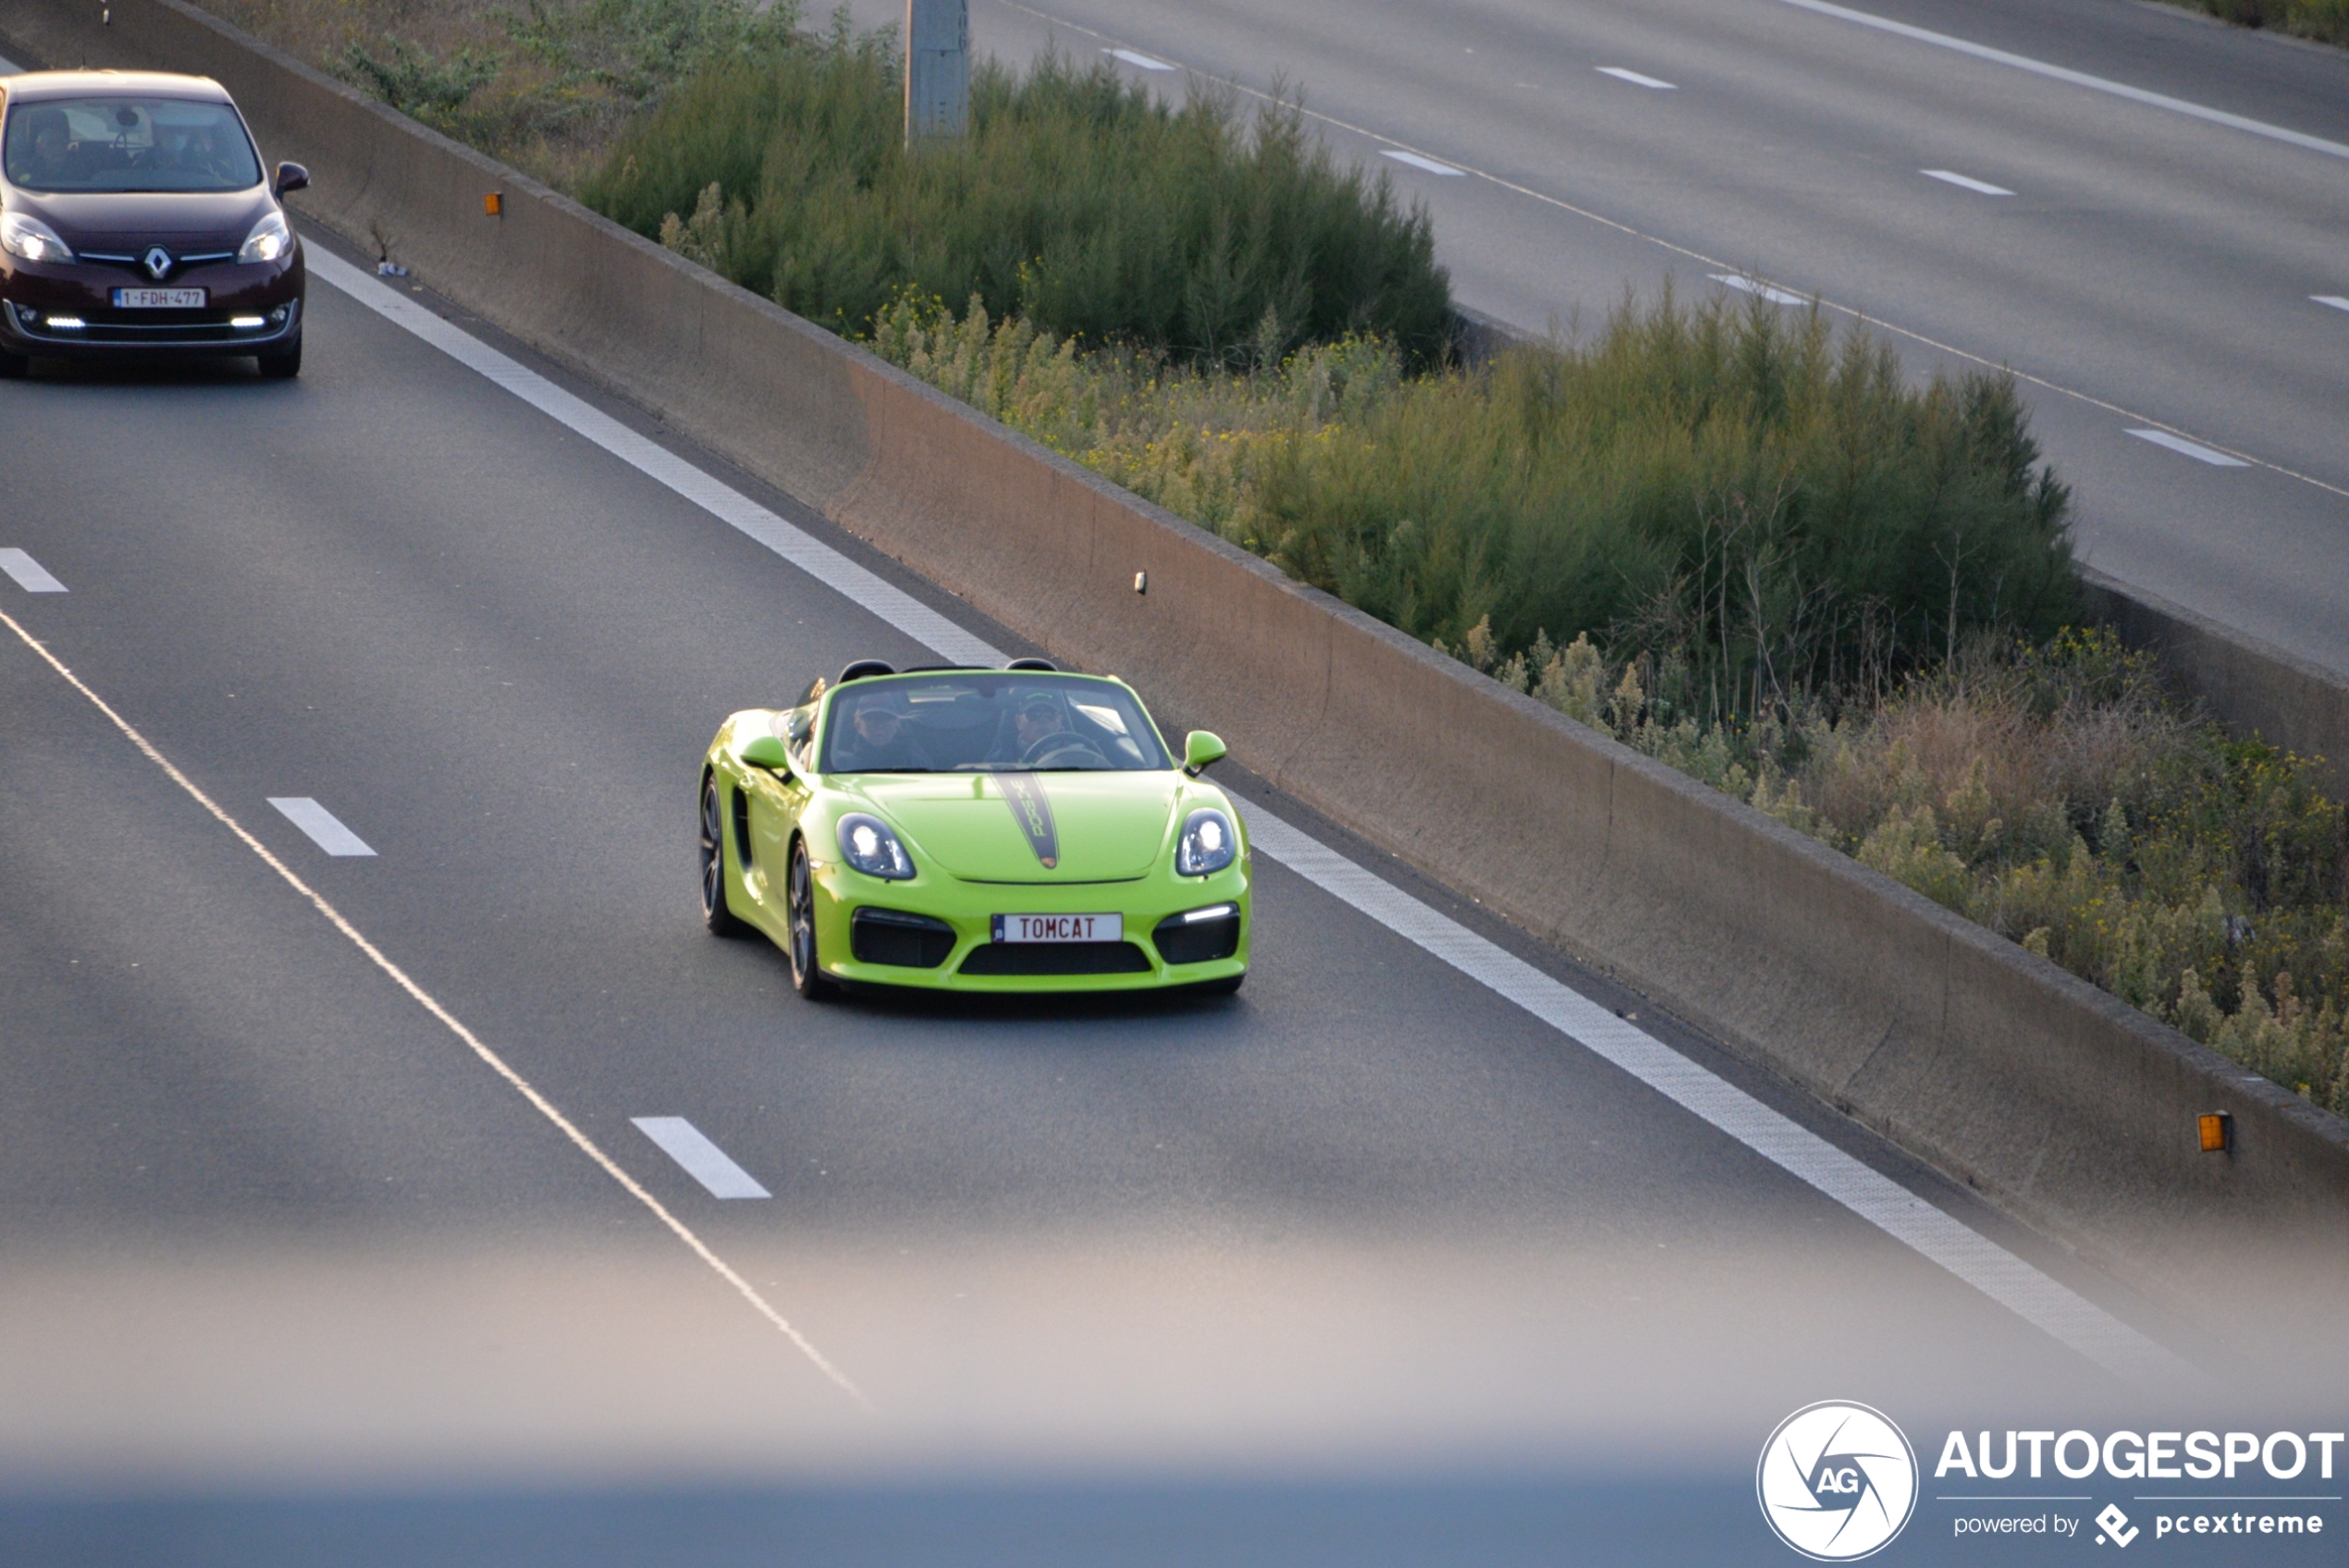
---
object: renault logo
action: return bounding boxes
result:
[141,246,174,280]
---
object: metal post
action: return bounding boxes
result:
[905,0,969,142]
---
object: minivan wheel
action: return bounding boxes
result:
[257,333,301,379]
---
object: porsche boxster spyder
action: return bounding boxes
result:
[697,661,1248,997]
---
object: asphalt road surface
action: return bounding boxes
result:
[1,130,2342,1568]
[843,0,2349,680]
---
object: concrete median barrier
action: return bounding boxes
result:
[6,0,2343,1329]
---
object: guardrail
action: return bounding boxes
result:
[6,0,2343,1329]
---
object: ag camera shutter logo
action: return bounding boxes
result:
[1758,1401,1919,1560]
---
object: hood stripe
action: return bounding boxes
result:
[997,773,1059,869]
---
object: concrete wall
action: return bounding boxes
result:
[6,0,2343,1324]
[2083,570,2348,800]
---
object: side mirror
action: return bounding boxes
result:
[738,733,791,772]
[274,161,309,197]
[1182,730,1227,778]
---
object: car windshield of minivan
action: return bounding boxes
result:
[819,675,1173,774]
[4,98,262,193]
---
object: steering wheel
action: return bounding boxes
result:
[1020,733,1108,768]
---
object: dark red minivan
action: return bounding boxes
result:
[0,70,307,378]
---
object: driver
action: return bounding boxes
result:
[1011,692,1066,757]
[13,107,77,187]
[832,693,932,772]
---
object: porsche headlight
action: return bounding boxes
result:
[0,212,74,264]
[837,814,915,880]
[1175,807,1236,876]
[238,210,292,264]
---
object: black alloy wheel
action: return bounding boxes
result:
[699,775,743,937]
[787,837,838,999]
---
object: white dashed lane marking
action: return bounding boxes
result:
[1922,168,2013,196]
[0,549,66,593]
[1380,149,1465,176]
[1104,47,1173,70]
[267,797,378,856]
[2128,428,2248,467]
[2314,296,2349,314]
[633,1117,773,1199]
[1710,274,1810,306]
[1596,67,1676,90]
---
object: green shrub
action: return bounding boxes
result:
[2164,0,2349,45]
[873,288,2079,709]
[1253,288,2081,714]
[327,0,801,166]
[584,37,1454,365]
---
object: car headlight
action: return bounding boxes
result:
[237,210,292,264]
[1175,807,1237,876]
[0,212,74,264]
[837,814,916,880]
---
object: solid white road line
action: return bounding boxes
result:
[1242,810,2189,1388]
[1105,47,1173,70]
[0,608,867,1406]
[1921,168,2013,196]
[1776,0,2349,163]
[1380,149,1465,176]
[633,1117,773,1199]
[267,797,378,857]
[2315,296,2349,314]
[1596,67,1676,90]
[1710,273,1810,306]
[0,548,67,593]
[2128,428,2249,467]
[303,250,1000,672]
[313,240,2197,1386]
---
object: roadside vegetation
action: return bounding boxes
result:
[203,0,798,181]
[2161,0,2349,47]
[868,293,2348,1111]
[582,35,1452,363]
[217,0,2347,1110]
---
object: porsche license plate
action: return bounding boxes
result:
[992,913,1123,943]
[112,287,206,309]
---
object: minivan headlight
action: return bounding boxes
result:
[0,212,74,263]
[837,814,916,880]
[1175,807,1236,876]
[237,210,292,263]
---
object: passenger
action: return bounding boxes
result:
[832,695,933,772]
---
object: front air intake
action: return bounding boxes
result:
[850,908,956,968]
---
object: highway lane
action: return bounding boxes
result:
[0,227,2323,1562]
[843,0,2349,678]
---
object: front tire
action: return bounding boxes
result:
[0,349,27,380]
[257,333,301,379]
[698,775,744,937]
[786,837,839,1000]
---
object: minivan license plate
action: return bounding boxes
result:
[112,288,206,309]
[992,913,1122,943]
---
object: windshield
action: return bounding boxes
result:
[4,97,262,193]
[818,673,1173,774]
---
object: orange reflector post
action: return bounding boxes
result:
[2198,1112,2232,1153]
[485,192,503,216]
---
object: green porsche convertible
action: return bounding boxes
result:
[696,660,1249,997]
